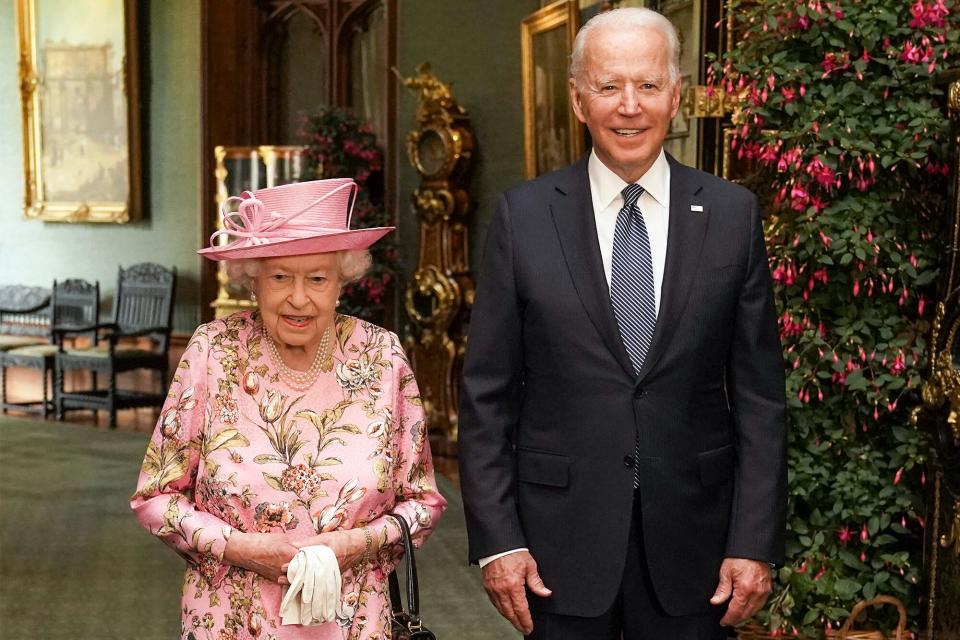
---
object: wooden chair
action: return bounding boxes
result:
[0,285,51,352]
[55,263,176,429]
[0,279,99,417]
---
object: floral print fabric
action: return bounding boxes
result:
[131,311,447,640]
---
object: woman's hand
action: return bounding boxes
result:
[290,529,374,573]
[223,531,299,583]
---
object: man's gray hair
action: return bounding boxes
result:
[569,7,681,88]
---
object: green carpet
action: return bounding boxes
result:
[0,416,517,639]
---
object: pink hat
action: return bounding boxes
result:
[198,178,394,261]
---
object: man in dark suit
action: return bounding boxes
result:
[458,7,787,639]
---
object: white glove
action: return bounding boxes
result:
[280,545,342,626]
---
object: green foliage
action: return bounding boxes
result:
[714,0,958,635]
[301,107,401,324]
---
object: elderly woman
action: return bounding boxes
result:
[131,178,446,639]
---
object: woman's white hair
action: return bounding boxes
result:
[226,249,372,290]
[569,7,681,89]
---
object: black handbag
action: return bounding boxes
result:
[386,513,436,640]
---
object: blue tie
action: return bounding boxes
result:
[610,183,656,488]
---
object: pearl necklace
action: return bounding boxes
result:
[262,326,333,391]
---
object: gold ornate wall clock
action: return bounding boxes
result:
[401,63,475,453]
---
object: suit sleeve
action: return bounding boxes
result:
[459,194,528,563]
[724,194,788,566]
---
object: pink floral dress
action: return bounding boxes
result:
[131,311,447,640]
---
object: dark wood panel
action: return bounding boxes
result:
[199,0,268,323]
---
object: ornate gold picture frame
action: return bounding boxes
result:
[521,0,583,179]
[16,0,142,223]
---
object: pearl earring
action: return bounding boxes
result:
[250,291,257,302]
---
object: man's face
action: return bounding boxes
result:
[569,26,681,183]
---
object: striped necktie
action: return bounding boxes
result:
[610,183,656,488]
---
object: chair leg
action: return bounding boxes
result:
[1,364,7,415]
[41,363,51,419]
[108,369,117,429]
[92,371,99,423]
[55,361,65,421]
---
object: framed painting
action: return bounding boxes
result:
[521,0,583,179]
[16,0,142,223]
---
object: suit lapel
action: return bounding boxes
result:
[635,156,708,383]
[550,157,636,378]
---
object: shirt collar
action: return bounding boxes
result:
[588,148,670,211]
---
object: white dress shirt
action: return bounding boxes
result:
[477,149,671,569]
[589,148,670,313]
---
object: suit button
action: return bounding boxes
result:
[633,387,646,399]
[623,455,635,468]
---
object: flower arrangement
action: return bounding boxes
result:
[713,0,959,636]
[300,107,401,324]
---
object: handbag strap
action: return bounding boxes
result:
[386,512,421,620]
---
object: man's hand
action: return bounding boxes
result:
[482,551,552,635]
[710,558,773,626]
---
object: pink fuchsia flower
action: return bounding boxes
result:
[838,526,853,545]
[805,156,836,189]
[902,39,935,65]
[789,185,810,212]
[821,51,851,77]
[890,353,907,375]
[910,0,949,28]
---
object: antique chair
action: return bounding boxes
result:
[55,263,176,429]
[0,285,51,351]
[0,279,99,417]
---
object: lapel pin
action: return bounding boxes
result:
[690,204,704,213]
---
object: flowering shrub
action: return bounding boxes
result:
[713,0,959,636]
[301,107,401,323]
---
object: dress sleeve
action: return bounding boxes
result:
[366,334,447,562]
[130,324,235,567]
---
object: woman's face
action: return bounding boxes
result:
[251,253,341,349]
